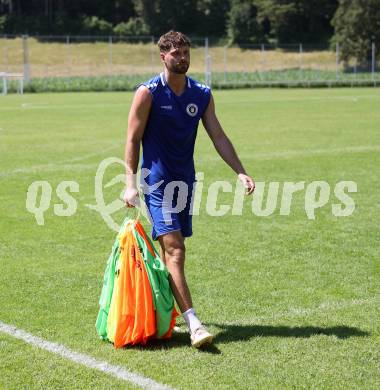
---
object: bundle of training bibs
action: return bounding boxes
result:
[95,217,178,347]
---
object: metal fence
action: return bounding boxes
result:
[1,35,379,89]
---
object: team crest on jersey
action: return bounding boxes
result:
[186,103,198,117]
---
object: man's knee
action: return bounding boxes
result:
[166,242,185,262]
[160,233,186,264]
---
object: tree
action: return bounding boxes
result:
[332,0,380,66]
[133,0,229,38]
[255,0,337,44]
[195,0,230,38]
[227,0,263,44]
[133,0,202,36]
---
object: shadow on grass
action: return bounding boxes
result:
[209,323,370,343]
[126,324,369,354]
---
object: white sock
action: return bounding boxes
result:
[182,308,202,333]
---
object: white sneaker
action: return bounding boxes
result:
[190,326,213,348]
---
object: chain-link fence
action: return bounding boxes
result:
[207,42,379,87]
[1,35,379,92]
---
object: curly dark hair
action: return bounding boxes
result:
[157,31,191,53]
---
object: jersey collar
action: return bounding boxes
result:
[160,72,191,89]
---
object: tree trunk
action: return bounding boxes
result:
[8,0,14,15]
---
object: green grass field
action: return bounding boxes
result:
[1,88,379,389]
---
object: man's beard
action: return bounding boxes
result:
[169,62,189,74]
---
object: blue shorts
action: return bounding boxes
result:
[144,182,194,240]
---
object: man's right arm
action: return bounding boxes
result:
[124,86,152,207]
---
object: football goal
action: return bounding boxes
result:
[0,72,24,95]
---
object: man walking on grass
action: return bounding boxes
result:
[124,31,255,348]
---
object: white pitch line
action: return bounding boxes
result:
[0,321,175,390]
[0,94,379,112]
[199,145,380,162]
[216,94,380,105]
[68,143,120,163]
[2,144,379,178]
[0,103,128,111]
[250,145,380,160]
[21,102,50,109]
[0,144,120,178]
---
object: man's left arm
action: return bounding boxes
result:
[202,94,255,195]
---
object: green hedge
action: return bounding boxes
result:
[4,69,380,93]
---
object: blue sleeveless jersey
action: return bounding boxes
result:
[141,73,211,185]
